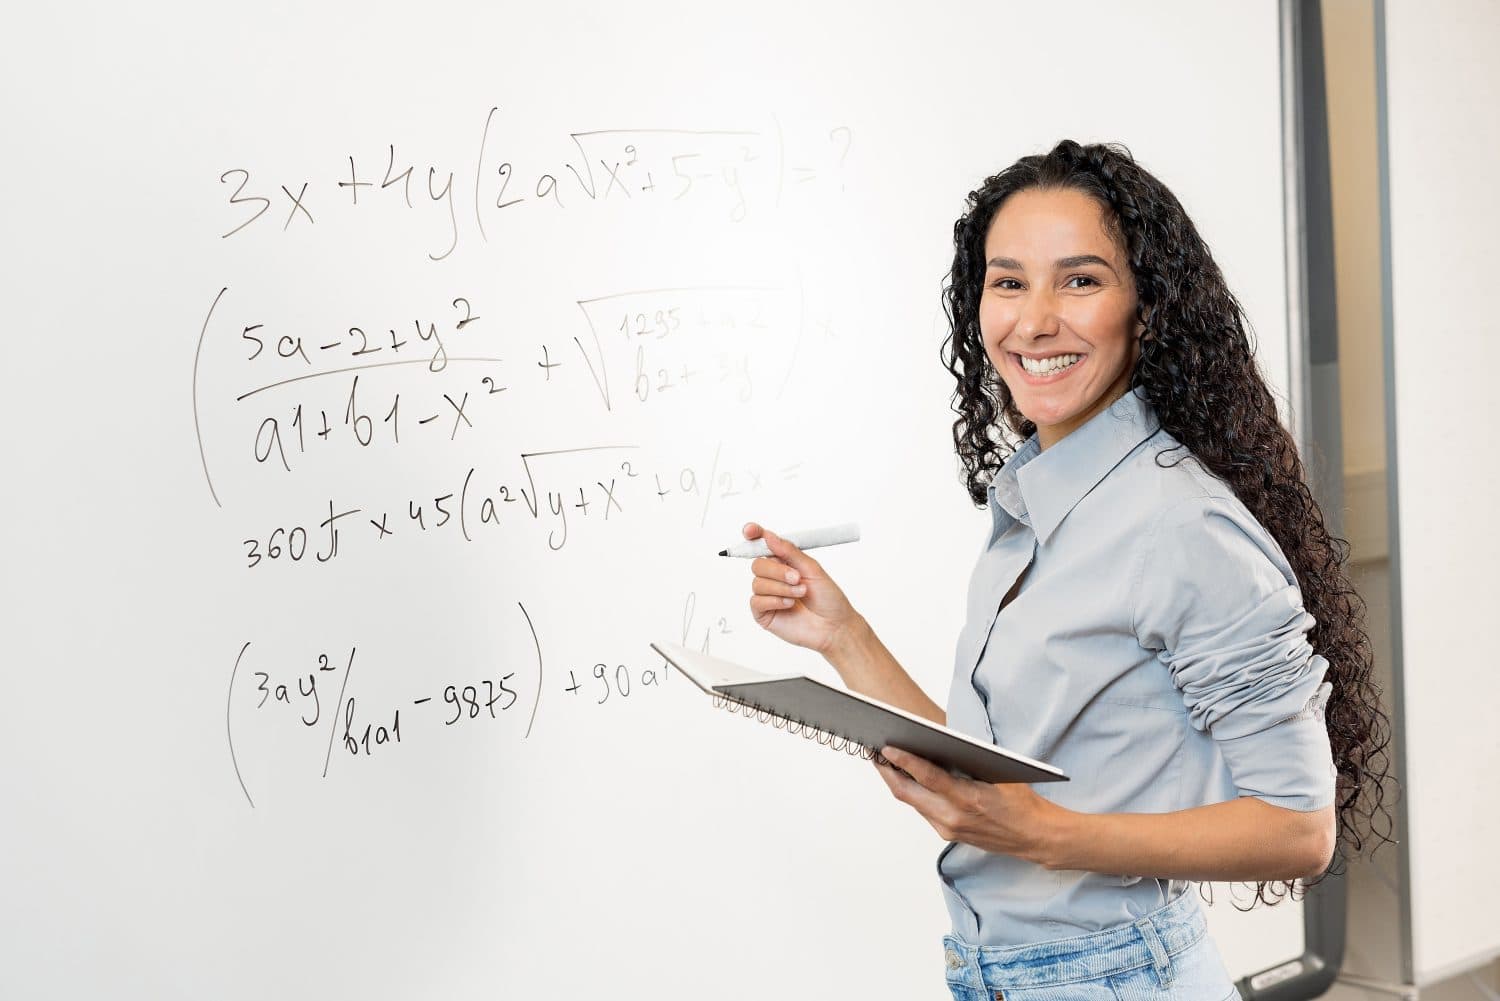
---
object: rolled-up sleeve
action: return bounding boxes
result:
[1132,494,1336,811]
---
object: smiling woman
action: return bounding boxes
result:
[979,187,1144,446]
[740,139,1394,1001]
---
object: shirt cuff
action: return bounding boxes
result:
[1215,698,1337,812]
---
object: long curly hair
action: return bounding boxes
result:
[941,139,1394,904]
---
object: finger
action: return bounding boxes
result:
[761,528,825,578]
[750,556,798,584]
[874,754,918,793]
[752,577,808,600]
[750,594,799,615]
[879,747,960,797]
[877,757,961,826]
[742,521,763,540]
[875,756,947,815]
[874,756,904,793]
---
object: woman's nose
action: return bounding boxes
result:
[1015,287,1060,340]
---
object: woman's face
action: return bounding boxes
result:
[979,186,1143,449]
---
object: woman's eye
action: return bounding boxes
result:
[990,278,1021,290]
[1065,275,1098,289]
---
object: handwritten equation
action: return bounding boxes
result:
[239,444,801,564]
[225,593,732,807]
[217,108,854,260]
[196,282,807,522]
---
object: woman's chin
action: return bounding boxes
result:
[1011,394,1083,430]
[1006,375,1132,438]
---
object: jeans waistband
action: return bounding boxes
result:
[942,888,1206,992]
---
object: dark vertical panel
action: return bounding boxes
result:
[1237,3,1347,995]
[1300,0,1348,533]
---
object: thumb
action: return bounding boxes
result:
[761,528,825,577]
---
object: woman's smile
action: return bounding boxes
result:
[1011,351,1088,383]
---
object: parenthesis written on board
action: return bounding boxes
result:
[460,465,475,543]
[227,639,254,808]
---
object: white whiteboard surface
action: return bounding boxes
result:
[1383,0,1500,985]
[0,3,1299,998]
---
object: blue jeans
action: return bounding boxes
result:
[942,890,1240,1000]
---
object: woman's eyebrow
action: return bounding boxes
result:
[986,253,1118,275]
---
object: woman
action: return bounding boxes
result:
[742,140,1392,1000]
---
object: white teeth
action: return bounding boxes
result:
[1019,353,1082,375]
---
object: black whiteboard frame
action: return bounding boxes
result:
[1236,2,1352,997]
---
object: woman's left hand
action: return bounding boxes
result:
[874,745,1070,867]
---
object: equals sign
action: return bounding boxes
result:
[780,463,801,480]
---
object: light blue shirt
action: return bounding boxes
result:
[941,385,1336,947]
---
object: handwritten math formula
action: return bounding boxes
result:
[204,107,849,807]
[225,593,733,808]
[217,108,853,261]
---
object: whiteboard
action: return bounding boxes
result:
[1382,0,1500,984]
[0,2,1301,998]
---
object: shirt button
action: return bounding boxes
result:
[945,948,962,970]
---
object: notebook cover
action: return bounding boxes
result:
[653,641,1066,785]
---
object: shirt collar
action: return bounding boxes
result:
[986,386,1161,546]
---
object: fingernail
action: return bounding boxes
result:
[793,585,806,596]
[781,598,794,607]
[785,570,799,584]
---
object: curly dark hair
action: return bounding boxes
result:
[941,139,1394,904]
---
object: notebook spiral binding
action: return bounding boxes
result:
[710,691,877,762]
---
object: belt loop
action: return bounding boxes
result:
[967,947,988,996]
[1134,914,1174,988]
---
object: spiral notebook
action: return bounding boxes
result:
[652,642,1067,785]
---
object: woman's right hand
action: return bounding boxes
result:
[743,522,863,656]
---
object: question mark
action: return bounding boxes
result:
[828,126,852,191]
